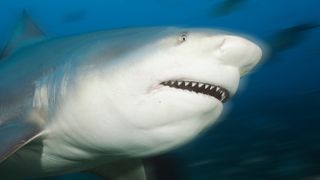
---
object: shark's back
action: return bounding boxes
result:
[0,16,141,165]
[0,36,76,111]
[0,27,161,108]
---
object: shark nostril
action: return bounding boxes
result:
[218,38,227,48]
[218,41,227,54]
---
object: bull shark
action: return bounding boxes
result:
[0,12,263,179]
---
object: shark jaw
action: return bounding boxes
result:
[160,80,230,103]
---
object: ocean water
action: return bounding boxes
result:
[0,0,320,179]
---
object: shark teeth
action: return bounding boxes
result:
[160,80,230,103]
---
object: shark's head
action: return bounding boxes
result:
[50,27,263,158]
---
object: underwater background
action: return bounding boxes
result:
[0,0,320,179]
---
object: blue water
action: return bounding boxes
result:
[1,0,320,179]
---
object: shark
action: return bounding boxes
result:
[0,12,263,179]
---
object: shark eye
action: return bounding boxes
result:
[178,33,188,43]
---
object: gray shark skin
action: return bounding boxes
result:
[0,12,263,179]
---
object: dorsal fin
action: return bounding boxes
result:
[0,10,46,59]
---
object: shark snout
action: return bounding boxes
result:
[215,35,263,75]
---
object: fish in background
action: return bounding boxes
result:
[61,10,87,24]
[0,11,263,179]
[268,23,320,54]
[210,0,247,17]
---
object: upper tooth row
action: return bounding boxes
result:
[166,81,220,91]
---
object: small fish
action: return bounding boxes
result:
[269,23,320,52]
[211,0,247,17]
[61,10,87,23]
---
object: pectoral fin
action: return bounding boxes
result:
[0,118,43,163]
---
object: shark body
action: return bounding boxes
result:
[0,13,263,179]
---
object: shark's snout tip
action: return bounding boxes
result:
[215,35,263,75]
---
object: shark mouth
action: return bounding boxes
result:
[160,80,230,103]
